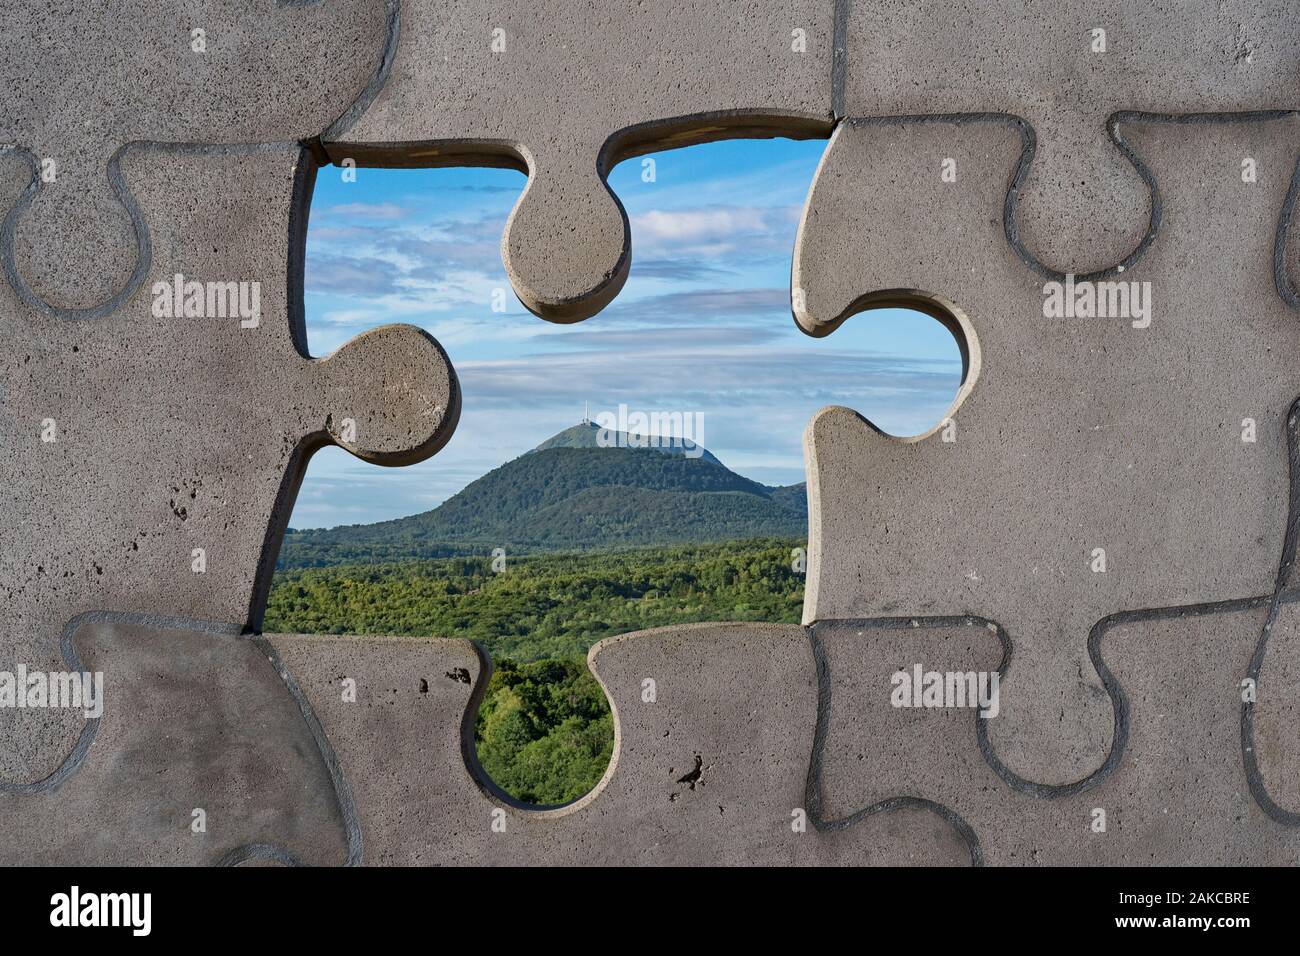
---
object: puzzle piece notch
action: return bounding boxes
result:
[324,0,836,322]
[13,610,1294,865]
[266,624,973,865]
[0,0,392,314]
[842,1,1300,277]
[796,114,1300,786]
[0,141,460,698]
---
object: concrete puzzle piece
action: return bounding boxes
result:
[0,614,354,866]
[0,143,459,784]
[793,114,1300,789]
[809,604,1300,864]
[266,625,971,865]
[0,0,391,316]
[842,0,1300,276]
[323,0,834,321]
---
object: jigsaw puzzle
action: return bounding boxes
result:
[1,0,1299,874]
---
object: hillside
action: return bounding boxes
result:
[278,425,807,568]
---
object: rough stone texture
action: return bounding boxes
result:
[796,115,1300,791]
[811,610,1300,864]
[267,626,970,865]
[324,0,834,321]
[0,0,391,315]
[0,144,459,785]
[0,616,352,866]
[842,0,1300,275]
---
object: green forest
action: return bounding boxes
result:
[266,537,805,803]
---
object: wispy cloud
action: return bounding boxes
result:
[597,287,791,327]
[320,201,409,221]
[629,258,735,282]
[305,254,404,296]
[630,204,800,258]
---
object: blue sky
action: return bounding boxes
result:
[292,138,962,529]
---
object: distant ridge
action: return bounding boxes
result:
[279,422,806,568]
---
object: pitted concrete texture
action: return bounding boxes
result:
[267,625,970,865]
[811,609,1300,865]
[842,1,1300,276]
[0,0,391,316]
[796,115,1300,789]
[0,616,352,865]
[0,144,459,783]
[325,0,834,321]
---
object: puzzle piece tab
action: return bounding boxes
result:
[811,604,1300,864]
[324,0,835,321]
[842,1,1300,275]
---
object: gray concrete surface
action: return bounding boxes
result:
[811,608,1300,864]
[324,0,835,321]
[0,143,459,785]
[796,115,1300,792]
[267,625,970,865]
[0,0,391,316]
[842,0,1300,276]
[0,616,352,865]
[1251,593,1300,818]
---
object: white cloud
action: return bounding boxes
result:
[629,205,801,258]
[634,207,770,241]
[322,201,409,220]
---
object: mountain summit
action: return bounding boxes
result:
[278,423,806,567]
[530,421,722,466]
